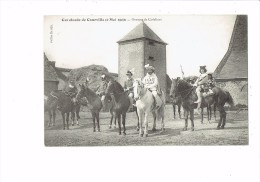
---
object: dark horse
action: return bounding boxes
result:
[50,90,80,130]
[104,80,130,135]
[170,78,234,130]
[44,94,58,127]
[76,84,103,132]
[171,95,182,119]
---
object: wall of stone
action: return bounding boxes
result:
[118,40,144,86]
[144,40,167,94]
[215,80,248,106]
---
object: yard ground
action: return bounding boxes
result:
[44,104,248,146]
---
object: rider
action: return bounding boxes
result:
[207,73,216,89]
[96,74,108,107]
[124,70,134,112]
[193,66,208,114]
[142,64,162,109]
[66,80,78,98]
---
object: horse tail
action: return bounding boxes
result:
[225,91,234,107]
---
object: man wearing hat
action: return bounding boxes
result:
[193,66,208,114]
[96,74,108,107]
[66,80,78,98]
[142,64,162,109]
[124,70,135,112]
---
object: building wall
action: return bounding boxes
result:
[44,81,58,95]
[118,40,144,86]
[144,40,167,94]
[215,80,248,106]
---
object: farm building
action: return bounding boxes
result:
[213,15,248,106]
[117,22,167,94]
[44,53,59,95]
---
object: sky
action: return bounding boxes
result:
[44,15,236,79]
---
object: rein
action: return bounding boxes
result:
[50,92,58,100]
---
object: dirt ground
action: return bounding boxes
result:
[44,104,248,146]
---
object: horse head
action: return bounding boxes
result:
[76,84,86,100]
[170,78,179,99]
[133,78,145,100]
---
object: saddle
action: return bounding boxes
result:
[201,85,214,97]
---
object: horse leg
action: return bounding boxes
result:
[48,110,52,127]
[217,105,223,130]
[136,109,140,131]
[71,111,75,126]
[152,111,156,131]
[137,109,144,137]
[117,114,121,135]
[208,106,212,123]
[96,112,100,132]
[109,109,113,129]
[173,104,176,119]
[220,109,226,129]
[214,104,217,121]
[53,109,56,126]
[91,112,96,132]
[190,109,194,131]
[122,113,126,135]
[201,107,204,124]
[76,106,80,125]
[114,112,117,129]
[144,113,149,137]
[62,112,65,130]
[66,112,69,130]
[160,107,165,131]
[178,104,181,119]
[183,109,188,131]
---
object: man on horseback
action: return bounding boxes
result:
[124,70,135,112]
[193,66,208,114]
[142,64,162,109]
[96,74,108,107]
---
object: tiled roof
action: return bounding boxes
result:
[214,15,248,80]
[118,22,167,44]
[44,53,59,82]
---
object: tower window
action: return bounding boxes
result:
[148,41,155,46]
[148,56,155,61]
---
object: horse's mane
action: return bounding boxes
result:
[178,79,193,91]
[111,80,124,93]
[84,86,98,98]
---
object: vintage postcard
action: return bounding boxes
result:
[44,15,248,146]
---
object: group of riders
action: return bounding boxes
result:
[64,64,216,114]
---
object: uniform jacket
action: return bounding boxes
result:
[124,77,134,92]
[96,80,108,95]
[195,73,208,86]
[142,73,159,91]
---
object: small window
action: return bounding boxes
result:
[149,41,155,46]
[148,56,155,61]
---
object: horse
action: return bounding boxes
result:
[104,80,130,135]
[44,94,58,127]
[76,84,102,132]
[171,95,182,119]
[133,79,165,137]
[50,90,80,130]
[170,78,234,130]
[200,94,217,124]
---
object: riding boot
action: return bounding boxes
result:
[127,97,134,112]
[155,95,162,109]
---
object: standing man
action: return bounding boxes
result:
[96,74,108,108]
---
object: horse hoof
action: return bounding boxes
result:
[152,128,156,132]
[220,126,224,129]
[139,134,143,137]
[191,128,194,131]
[93,129,96,132]
[144,134,148,137]
[183,127,187,131]
[109,126,112,129]
[161,128,165,132]
[136,127,140,132]
[63,128,66,130]
[98,129,101,132]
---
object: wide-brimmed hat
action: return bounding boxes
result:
[144,64,155,71]
[199,66,207,73]
[126,70,133,76]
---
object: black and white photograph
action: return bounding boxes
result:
[44,15,248,146]
[1,1,260,182]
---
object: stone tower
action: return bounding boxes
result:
[117,22,167,94]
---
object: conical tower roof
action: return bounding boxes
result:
[117,22,167,45]
[214,15,248,79]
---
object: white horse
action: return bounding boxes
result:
[133,79,165,137]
